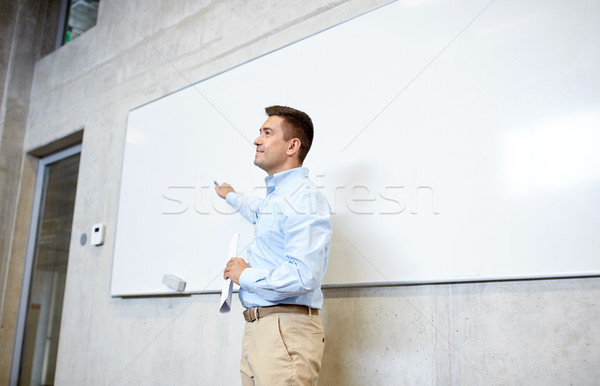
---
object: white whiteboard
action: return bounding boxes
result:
[111,0,600,296]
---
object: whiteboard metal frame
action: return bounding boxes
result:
[111,0,600,297]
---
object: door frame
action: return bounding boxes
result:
[10,144,82,385]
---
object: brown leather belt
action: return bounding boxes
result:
[243,304,319,322]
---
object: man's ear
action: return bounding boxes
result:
[286,138,301,156]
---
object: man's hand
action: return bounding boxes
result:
[215,182,235,199]
[224,257,249,285]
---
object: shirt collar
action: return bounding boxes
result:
[265,167,309,195]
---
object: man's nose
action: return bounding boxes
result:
[254,135,261,146]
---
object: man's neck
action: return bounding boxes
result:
[265,161,302,177]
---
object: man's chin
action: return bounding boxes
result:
[253,158,265,170]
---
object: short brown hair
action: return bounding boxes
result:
[265,105,314,163]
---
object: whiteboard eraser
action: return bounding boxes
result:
[162,274,186,292]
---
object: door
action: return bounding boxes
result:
[11,145,81,386]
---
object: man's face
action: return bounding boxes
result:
[253,116,291,175]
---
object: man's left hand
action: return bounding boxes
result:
[224,257,249,285]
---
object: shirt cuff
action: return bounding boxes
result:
[239,267,267,293]
[239,268,253,292]
[225,191,237,207]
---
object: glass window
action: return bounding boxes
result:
[64,0,100,43]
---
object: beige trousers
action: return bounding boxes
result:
[240,312,325,386]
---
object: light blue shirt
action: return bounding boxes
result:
[225,167,332,309]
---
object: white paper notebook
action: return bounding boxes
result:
[219,233,239,313]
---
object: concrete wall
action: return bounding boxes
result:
[1,0,599,384]
[0,0,62,380]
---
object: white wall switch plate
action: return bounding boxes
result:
[91,224,105,246]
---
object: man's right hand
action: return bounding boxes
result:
[215,182,234,199]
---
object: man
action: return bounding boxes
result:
[215,105,332,385]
